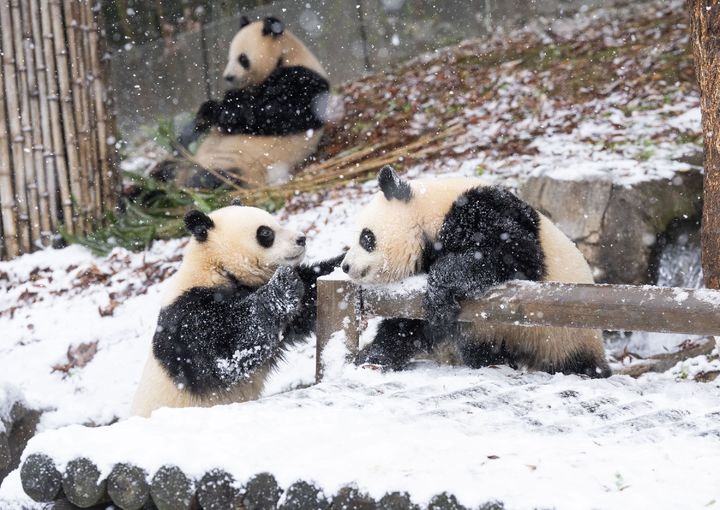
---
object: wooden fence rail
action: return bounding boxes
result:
[315,277,720,381]
[0,0,119,260]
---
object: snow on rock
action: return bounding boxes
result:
[19,334,720,510]
[0,385,24,434]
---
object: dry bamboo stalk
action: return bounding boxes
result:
[1,0,30,253]
[86,0,113,221]
[38,0,73,232]
[64,0,93,231]
[10,0,42,248]
[50,0,83,234]
[78,0,101,223]
[234,125,467,202]
[29,0,59,232]
[20,0,52,244]
[0,25,18,258]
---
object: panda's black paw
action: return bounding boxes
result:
[196,100,220,129]
[424,288,460,337]
[354,345,405,371]
[269,266,305,314]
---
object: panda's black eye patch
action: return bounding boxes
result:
[256,226,275,248]
[238,53,250,69]
[360,228,376,253]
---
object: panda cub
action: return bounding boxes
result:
[341,166,611,378]
[131,200,342,417]
[176,15,329,188]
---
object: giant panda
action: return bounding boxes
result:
[174,15,329,188]
[131,200,342,417]
[341,166,611,378]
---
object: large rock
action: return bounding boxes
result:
[0,388,41,485]
[519,169,703,284]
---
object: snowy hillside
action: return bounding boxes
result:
[2,0,719,508]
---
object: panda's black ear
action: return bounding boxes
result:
[378,165,412,202]
[184,210,214,242]
[239,15,251,29]
[262,16,284,37]
[230,197,243,206]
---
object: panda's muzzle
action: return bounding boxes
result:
[342,262,369,279]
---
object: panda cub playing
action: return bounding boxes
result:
[341,166,610,378]
[132,201,341,417]
[177,15,329,188]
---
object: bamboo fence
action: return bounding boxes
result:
[0,0,119,260]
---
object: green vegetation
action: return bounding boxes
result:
[63,172,233,256]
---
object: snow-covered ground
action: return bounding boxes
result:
[6,336,720,510]
[1,0,718,508]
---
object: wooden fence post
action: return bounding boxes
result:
[315,277,361,382]
[689,0,720,289]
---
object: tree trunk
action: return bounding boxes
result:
[689,0,720,289]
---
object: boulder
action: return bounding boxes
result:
[0,389,41,486]
[518,169,703,284]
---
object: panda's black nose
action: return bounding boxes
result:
[342,263,350,274]
[296,236,306,247]
[224,74,235,83]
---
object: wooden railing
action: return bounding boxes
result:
[315,276,720,381]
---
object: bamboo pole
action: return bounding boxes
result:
[87,0,114,221]
[50,0,83,234]
[1,0,30,253]
[11,0,42,247]
[97,2,121,208]
[79,0,102,224]
[20,0,52,244]
[0,26,18,258]
[64,0,93,232]
[29,0,59,233]
[39,0,73,232]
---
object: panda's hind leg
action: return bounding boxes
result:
[552,343,612,378]
[356,318,432,370]
[456,323,518,369]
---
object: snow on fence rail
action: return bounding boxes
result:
[315,276,720,381]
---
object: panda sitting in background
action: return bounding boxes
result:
[172,15,330,189]
[131,200,342,417]
[341,166,611,378]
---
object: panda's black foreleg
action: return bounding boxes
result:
[424,251,504,341]
[285,254,345,341]
[176,100,222,152]
[152,266,304,394]
[355,318,432,370]
[212,266,306,385]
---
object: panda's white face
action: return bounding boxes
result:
[188,204,306,286]
[223,20,284,88]
[342,191,425,285]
